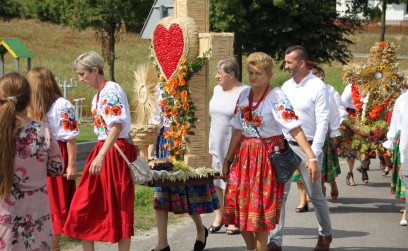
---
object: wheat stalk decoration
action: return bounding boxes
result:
[131,62,159,125]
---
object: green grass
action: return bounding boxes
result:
[76,123,96,143]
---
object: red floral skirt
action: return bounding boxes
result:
[64,139,137,243]
[47,141,77,234]
[223,135,285,232]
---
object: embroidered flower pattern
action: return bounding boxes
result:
[92,89,124,136]
[276,101,298,122]
[58,107,78,132]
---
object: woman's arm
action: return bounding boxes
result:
[89,123,122,175]
[289,126,319,183]
[65,138,78,180]
[222,129,242,181]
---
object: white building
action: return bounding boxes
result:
[337,0,408,21]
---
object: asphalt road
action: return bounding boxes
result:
[66,158,408,251]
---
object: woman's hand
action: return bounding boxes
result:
[306,159,320,183]
[222,160,231,182]
[89,153,105,175]
[66,164,78,180]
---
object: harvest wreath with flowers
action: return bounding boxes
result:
[131,15,222,185]
[159,52,210,161]
[339,41,405,159]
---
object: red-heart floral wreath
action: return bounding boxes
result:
[152,16,210,161]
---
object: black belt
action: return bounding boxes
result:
[288,140,313,146]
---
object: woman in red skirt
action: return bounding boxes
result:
[64,51,137,251]
[222,52,318,251]
[27,67,79,251]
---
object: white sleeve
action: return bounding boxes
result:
[386,96,402,143]
[399,98,408,163]
[332,88,348,122]
[328,91,341,138]
[312,86,329,157]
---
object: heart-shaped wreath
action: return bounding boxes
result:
[152,16,198,81]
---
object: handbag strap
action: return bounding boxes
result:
[253,126,273,156]
[248,88,273,156]
[100,118,132,165]
[248,88,288,155]
[114,143,132,165]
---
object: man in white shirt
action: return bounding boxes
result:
[398,93,408,231]
[267,45,332,251]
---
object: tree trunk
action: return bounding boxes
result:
[108,22,116,81]
[380,1,387,42]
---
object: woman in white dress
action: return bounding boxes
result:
[208,59,248,235]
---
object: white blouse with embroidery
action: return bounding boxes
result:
[46,97,79,141]
[231,87,302,138]
[91,81,131,140]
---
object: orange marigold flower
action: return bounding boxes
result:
[164,132,172,140]
[160,98,166,107]
[62,113,69,119]
[182,102,189,110]
[178,74,186,86]
[181,90,188,102]
[174,139,181,147]
[278,105,285,111]
[102,99,108,105]
[174,129,182,138]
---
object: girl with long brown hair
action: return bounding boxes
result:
[27,67,79,251]
[0,72,64,251]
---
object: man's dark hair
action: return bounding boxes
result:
[285,45,308,62]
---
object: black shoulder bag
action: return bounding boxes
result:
[248,88,301,183]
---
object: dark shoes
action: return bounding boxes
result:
[382,165,392,176]
[151,246,170,251]
[295,203,309,213]
[225,228,240,235]
[266,241,282,251]
[314,235,332,251]
[346,172,356,186]
[361,168,369,183]
[193,227,208,251]
[208,224,222,233]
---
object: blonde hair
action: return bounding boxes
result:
[0,72,31,199]
[246,52,273,74]
[27,67,62,121]
[73,51,104,75]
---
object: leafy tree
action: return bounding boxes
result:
[376,0,408,41]
[210,0,363,77]
[0,0,21,19]
[65,0,153,81]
